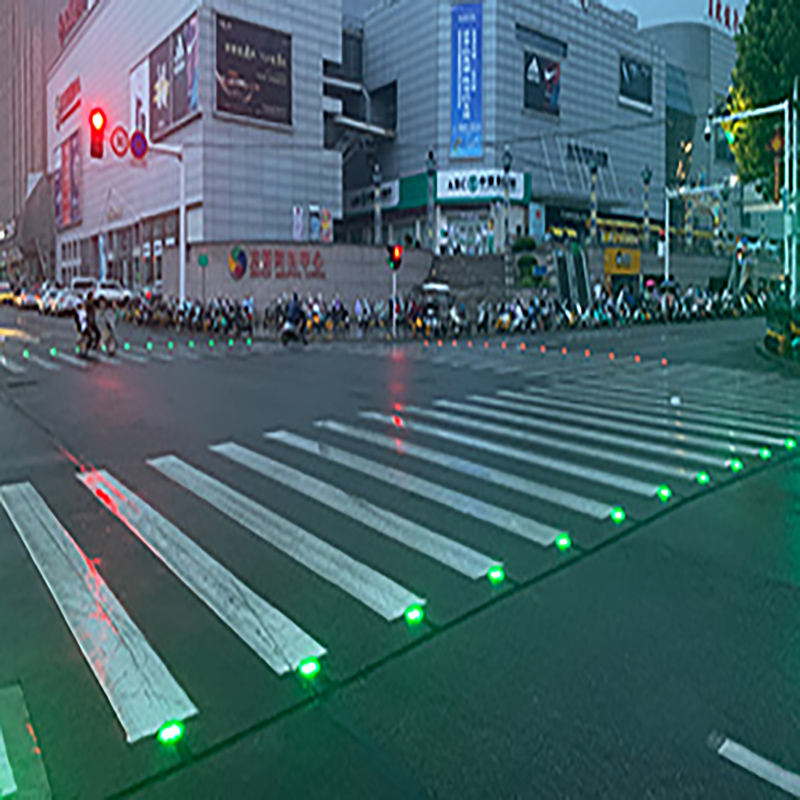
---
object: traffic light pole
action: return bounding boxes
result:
[392,271,397,340]
[150,143,186,304]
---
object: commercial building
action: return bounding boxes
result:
[48,0,343,288]
[337,0,668,253]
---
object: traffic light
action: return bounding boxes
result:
[386,244,403,271]
[90,108,106,159]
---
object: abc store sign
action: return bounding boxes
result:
[437,169,525,202]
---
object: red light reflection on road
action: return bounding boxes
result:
[392,415,404,428]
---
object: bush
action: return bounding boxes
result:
[517,254,538,276]
[512,236,538,253]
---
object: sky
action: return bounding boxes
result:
[342,0,738,30]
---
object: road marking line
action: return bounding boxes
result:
[461,396,742,464]
[27,354,59,372]
[78,470,324,675]
[0,482,197,744]
[717,736,800,797]
[212,443,499,579]
[361,411,659,498]
[53,351,88,369]
[265,431,561,546]
[0,726,16,799]
[569,378,800,427]
[95,353,119,366]
[116,350,148,364]
[0,355,25,375]
[510,389,791,447]
[525,384,798,438]
[148,455,424,622]
[414,403,700,480]
[654,369,799,408]
[314,420,614,520]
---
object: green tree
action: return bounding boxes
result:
[730,0,800,196]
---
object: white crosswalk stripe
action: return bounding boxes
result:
[454,397,745,464]
[0,483,198,744]
[148,455,426,621]
[512,389,793,447]
[52,350,88,369]
[360,411,661,498]
[27,353,60,371]
[0,354,24,374]
[410,402,704,480]
[0,725,16,799]
[265,431,562,545]
[77,470,326,675]
[314,419,616,519]
[211,442,500,579]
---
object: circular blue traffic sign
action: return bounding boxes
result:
[130,130,148,160]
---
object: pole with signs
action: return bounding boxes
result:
[589,159,599,245]
[664,190,670,282]
[426,150,437,251]
[373,163,382,246]
[641,165,652,249]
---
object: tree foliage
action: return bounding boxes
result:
[730,0,800,196]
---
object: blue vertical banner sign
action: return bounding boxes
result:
[450,3,483,159]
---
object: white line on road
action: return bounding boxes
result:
[511,389,792,447]
[0,482,198,743]
[314,420,615,520]
[361,411,660,498]
[265,431,561,546]
[463,396,743,464]
[212,442,499,579]
[0,725,16,799]
[53,351,88,369]
[0,355,24,375]
[27,353,59,371]
[148,455,425,621]
[78,470,324,674]
[717,736,800,797]
[414,402,701,481]
[116,350,148,364]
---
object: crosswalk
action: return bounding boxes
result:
[1,355,797,767]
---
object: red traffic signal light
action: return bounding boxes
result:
[89,107,106,159]
[387,245,403,271]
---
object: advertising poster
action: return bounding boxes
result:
[320,208,333,243]
[130,59,150,135]
[292,205,305,241]
[216,14,292,125]
[524,52,561,116]
[148,13,200,141]
[450,3,482,159]
[54,131,81,231]
[619,55,652,110]
[52,146,62,230]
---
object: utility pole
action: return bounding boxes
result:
[641,165,653,250]
[372,162,382,246]
[150,143,186,303]
[426,150,437,252]
[589,157,599,246]
[502,145,513,297]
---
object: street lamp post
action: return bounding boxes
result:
[502,145,513,298]
[720,185,730,254]
[589,158,599,246]
[426,150,437,252]
[641,165,653,250]
[372,162,382,246]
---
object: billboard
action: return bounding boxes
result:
[146,13,200,141]
[619,55,652,110]
[53,130,82,230]
[216,14,292,126]
[524,52,561,116]
[450,4,482,159]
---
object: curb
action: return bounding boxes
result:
[754,339,800,375]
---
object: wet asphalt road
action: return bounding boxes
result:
[0,307,798,799]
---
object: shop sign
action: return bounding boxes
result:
[232,247,326,281]
[58,0,88,47]
[566,142,609,169]
[55,77,81,130]
[437,169,524,201]
[345,181,399,215]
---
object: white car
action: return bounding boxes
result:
[70,276,97,301]
[95,280,131,306]
[54,290,79,317]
